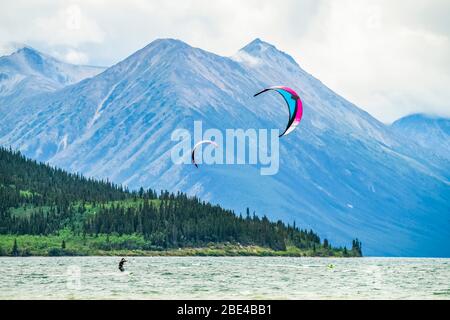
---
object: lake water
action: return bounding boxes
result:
[0,257,449,299]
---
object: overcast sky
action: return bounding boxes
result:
[1,0,449,123]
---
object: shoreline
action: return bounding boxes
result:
[0,241,361,258]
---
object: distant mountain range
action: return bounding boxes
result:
[392,113,450,161]
[0,39,448,256]
[0,45,104,105]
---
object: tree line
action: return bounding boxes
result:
[0,147,362,255]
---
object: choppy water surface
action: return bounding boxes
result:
[0,257,449,299]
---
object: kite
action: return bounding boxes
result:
[191,140,218,168]
[254,86,303,137]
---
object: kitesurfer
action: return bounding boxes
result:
[118,258,127,272]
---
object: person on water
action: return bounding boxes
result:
[118,258,128,272]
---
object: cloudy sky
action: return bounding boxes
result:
[1,0,449,123]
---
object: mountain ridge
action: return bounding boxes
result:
[392,113,450,161]
[0,45,105,103]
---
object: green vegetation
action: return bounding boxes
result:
[0,233,361,257]
[0,147,362,257]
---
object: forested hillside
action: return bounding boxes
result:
[0,147,362,256]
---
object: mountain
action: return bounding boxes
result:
[0,45,105,104]
[0,39,448,256]
[0,42,28,56]
[392,114,450,161]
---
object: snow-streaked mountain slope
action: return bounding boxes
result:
[392,114,450,161]
[0,46,105,102]
[0,39,448,256]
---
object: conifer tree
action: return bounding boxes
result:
[12,239,19,256]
